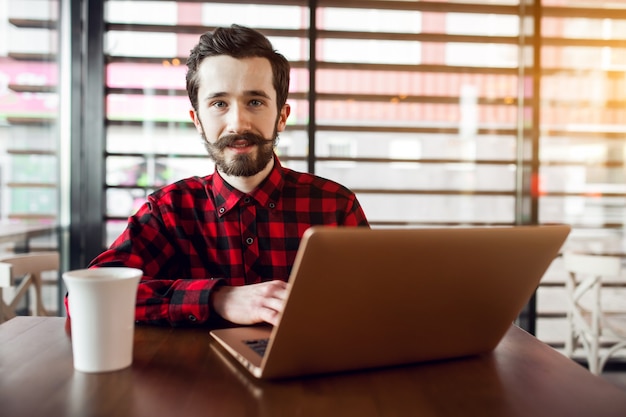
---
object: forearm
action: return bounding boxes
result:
[65,276,223,327]
[135,277,224,326]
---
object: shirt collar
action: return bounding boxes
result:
[212,155,285,217]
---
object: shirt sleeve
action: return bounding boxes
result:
[342,192,370,227]
[87,200,223,327]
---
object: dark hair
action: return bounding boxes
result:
[186,24,290,113]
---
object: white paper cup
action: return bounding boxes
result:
[63,267,142,373]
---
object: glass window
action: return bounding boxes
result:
[0,0,59,223]
[0,0,59,314]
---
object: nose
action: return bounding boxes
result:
[225,103,252,134]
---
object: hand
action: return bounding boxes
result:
[210,280,289,326]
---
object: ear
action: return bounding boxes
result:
[276,104,291,132]
[189,109,202,133]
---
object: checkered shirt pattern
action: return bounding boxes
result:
[87,156,369,326]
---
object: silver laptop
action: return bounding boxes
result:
[210,225,570,379]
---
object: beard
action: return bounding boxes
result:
[200,125,278,177]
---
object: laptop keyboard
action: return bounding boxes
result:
[244,338,269,357]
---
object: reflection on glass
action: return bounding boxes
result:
[0,0,59,224]
[356,194,515,225]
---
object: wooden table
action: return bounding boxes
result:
[2,317,626,417]
[0,222,57,252]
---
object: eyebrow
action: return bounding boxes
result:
[204,90,272,101]
[245,90,272,99]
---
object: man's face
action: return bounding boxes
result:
[189,55,290,177]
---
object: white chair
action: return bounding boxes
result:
[562,252,626,374]
[0,252,59,323]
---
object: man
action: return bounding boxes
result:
[88,25,369,327]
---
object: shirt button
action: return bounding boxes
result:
[218,207,225,214]
[246,237,254,245]
[188,315,197,322]
[244,197,251,204]
[268,202,276,209]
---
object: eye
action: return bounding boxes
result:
[211,100,227,108]
[249,99,263,107]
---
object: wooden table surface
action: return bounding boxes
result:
[1,317,626,417]
[0,223,57,251]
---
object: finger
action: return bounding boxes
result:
[263,295,286,315]
[259,306,281,326]
[266,280,289,299]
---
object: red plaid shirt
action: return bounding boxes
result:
[88,156,369,326]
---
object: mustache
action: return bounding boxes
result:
[214,132,273,150]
